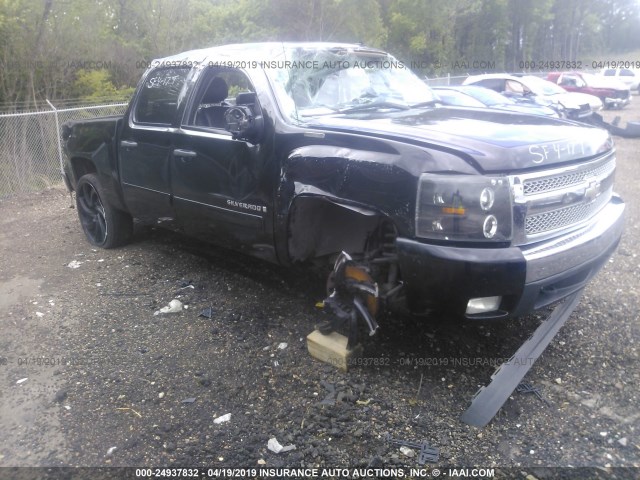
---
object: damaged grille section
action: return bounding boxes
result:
[512,151,616,244]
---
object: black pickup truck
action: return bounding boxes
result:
[62,42,624,328]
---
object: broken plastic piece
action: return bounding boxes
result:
[199,307,214,319]
[400,446,415,458]
[182,397,196,404]
[213,413,231,424]
[67,260,82,269]
[320,381,337,405]
[586,113,640,138]
[267,437,296,454]
[385,434,439,464]
[461,289,583,427]
[154,299,183,316]
[16,378,28,384]
[516,382,551,406]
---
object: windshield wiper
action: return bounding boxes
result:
[336,99,410,113]
[409,100,440,109]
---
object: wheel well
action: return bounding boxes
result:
[287,196,383,262]
[70,157,97,189]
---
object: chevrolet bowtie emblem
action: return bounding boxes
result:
[584,179,602,202]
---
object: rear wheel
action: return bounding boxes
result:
[76,173,132,248]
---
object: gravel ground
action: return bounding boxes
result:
[0,101,639,478]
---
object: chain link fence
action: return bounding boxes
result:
[0,103,128,197]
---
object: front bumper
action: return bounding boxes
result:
[604,95,631,108]
[396,195,625,319]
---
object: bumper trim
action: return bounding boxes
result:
[461,288,584,427]
[522,195,625,283]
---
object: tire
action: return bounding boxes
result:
[75,173,133,248]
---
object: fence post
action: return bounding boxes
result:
[46,99,64,176]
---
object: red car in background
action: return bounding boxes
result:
[547,71,631,109]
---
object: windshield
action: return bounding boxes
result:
[265,47,438,121]
[522,75,567,95]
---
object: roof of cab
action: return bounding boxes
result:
[153,42,388,66]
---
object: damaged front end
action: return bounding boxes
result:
[316,219,404,348]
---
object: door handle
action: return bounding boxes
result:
[173,149,197,158]
[120,140,138,148]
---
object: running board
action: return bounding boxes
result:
[460,289,584,427]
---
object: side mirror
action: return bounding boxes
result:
[224,103,264,143]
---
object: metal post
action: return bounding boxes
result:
[45,99,64,175]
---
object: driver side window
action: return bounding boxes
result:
[186,68,257,130]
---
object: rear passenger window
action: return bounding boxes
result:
[134,67,190,125]
[620,69,634,77]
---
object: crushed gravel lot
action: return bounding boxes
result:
[1,101,639,479]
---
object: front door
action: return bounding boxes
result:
[172,68,275,257]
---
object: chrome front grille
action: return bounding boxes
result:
[511,152,616,245]
[523,159,615,196]
[525,192,610,235]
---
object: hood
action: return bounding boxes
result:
[306,106,612,173]
[551,92,602,110]
[589,77,629,91]
[493,103,558,117]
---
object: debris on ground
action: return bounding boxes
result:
[400,446,416,458]
[213,413,231,424]
[199,307,214,319]
[267,437,296,454]
[115,407,142,418]
[154,299,183,316]
[385,434,439,464]
[277,342,288,350]
[588,113,640,138]
[106,446,117,456]
[16,378,28,384]
[53,389,68,403]
[516,382,551,406]
[181,397,196,404]
[319,381,336,406]
[67,260,82,269]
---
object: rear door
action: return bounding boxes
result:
[119,67,190,224]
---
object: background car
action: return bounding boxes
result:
[432,85,559,117]
[462,73,602,119]
[547,71,630,109]
[600,68,640,93]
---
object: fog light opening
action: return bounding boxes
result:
[466,296,502,315]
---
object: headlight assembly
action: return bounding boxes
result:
[416,174,513,242]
